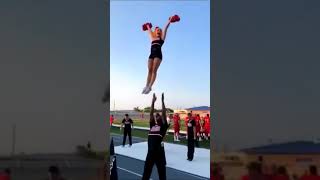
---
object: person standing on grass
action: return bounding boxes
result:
[121,114,133,147]
[173,113,181,141]
[166,114,173,136]
[184,115,189,139]
[195,114,201,140]
[184,110,193,139]
[187,113,196,161]
[204,114,211,140]
[142,93,169,180]
[199,116,206,141]
[110,114,114,126]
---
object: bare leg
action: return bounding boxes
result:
[149,58,162,88]
[146,58,154,87]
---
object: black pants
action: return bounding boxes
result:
[187,138,195,160]
[142,149,166,180]
[162,146,166,165]
[122,128,132,146]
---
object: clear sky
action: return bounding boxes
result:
[110,1,210,110]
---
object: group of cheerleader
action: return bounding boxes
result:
[168,112,211,142]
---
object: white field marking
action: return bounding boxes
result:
[117,166,153,180]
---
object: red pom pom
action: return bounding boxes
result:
[170,15,180,23]
[142,23,152,31]
[174,15,180,22]
[142,23,147,31]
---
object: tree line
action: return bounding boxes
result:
[133,106,174,113]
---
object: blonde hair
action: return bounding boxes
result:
[152,27,162,38]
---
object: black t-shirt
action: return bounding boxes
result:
[148,122,168,138]
[122,118,133,129]
[148,121,169,151]
[187,118,196,138]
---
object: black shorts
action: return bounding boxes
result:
[149,45,162,59]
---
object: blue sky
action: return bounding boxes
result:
[110,0,210,110]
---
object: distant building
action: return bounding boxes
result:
[174,106,210,118]
[241,141,320,173]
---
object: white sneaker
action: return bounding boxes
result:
[145,86,152,94]
[142,86,148,94]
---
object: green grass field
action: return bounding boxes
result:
[113,119,188,131]
[110,126,210,149]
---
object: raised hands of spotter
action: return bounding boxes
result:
[162,93,164,102]
[152,93,157,103]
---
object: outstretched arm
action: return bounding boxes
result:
[147,25,154,40]
[150,93,156,124]
[162,19,171,41]
[161,93,168,127]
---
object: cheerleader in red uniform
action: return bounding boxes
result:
[204,114,210,140]
[195,114,201,140]
[173,113,180,141]
[110,115,114,126]
[199,116,206,141]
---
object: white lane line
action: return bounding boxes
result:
[117,166,153,180]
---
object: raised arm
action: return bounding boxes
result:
[162,19,171,41]
[161,93,168,127]
[147,24,154,41]
[150,93,156,124]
